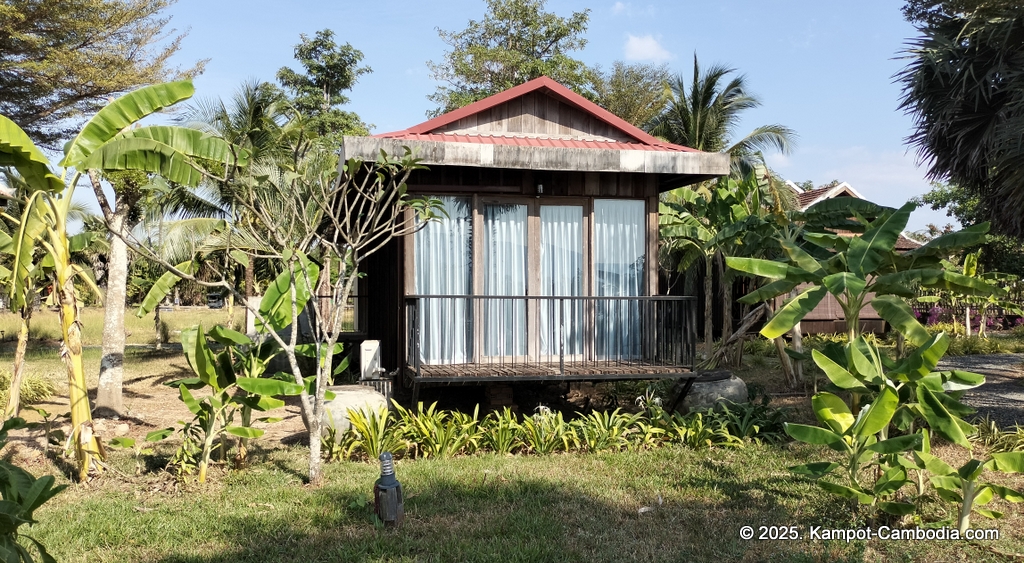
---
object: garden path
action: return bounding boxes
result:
[938,353,1024,428]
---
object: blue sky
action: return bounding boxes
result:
[157,0,952,231]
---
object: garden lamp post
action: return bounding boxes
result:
[374,452,404,526]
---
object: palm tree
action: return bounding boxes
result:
[177,80,297,328]
[647,54,796,170]
[897,5,1024,237]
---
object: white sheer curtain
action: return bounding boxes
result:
[415,196,472,364]
[594,199,645,359]
[483,204,527,356]
[540,205,583,355]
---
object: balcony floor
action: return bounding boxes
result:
[407,361,693,383]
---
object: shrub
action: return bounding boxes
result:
[481,408,520,454]
[0,370,56,410]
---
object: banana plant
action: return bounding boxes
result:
[908,450,1024,533]
[0,81,248,480]
[174,324,304,483]
[0,417,66,563]
[787,387,920,515]
[727,201,995,410]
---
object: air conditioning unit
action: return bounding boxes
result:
[360,340,384,380]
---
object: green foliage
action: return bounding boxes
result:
[275,29,371,144]
[717,399,788,444]
[898,3,1024,237]
[343,406,406,461]
[0,371,54,411]
[394,402,484,459]
[571,409,637,453]
[163,324,299,482]
[591,62,670,127]
[518,407,576,455]
[480,407,520,455]
[427,0,594,114]
[0,417,64,563]
[0,0,204,148]
[647,54,795,159]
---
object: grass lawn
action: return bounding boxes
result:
[29,443,1024,563]
[6,318,1024,562]
[0,306,242,348]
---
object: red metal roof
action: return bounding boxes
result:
[376,76,696,153]
[796,186,834,208]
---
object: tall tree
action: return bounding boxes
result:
[914,181,1024,276]
[897,1,1024,236]
[592,61,670,127]
[276,29,371,148]
[0,0,204,148]
[647,54,796,167]
[427,0,594,115]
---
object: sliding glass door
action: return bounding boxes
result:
[412,196,647,365]
[540,205,584,356]
[483,204,528,357]
[414,196,473,364]
[594,199,645,359]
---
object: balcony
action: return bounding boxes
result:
[405,295,697,383]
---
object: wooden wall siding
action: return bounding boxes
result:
[435,92,638,143]
[406,166,658,198]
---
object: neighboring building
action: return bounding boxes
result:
[341,76,729,399]
[785,180,921,334]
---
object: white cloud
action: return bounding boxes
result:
[611,2,655,17]
[624,34,672,63]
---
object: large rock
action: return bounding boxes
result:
[679,371,748,414]
[322,385,388,435]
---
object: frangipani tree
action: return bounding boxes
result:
[0,81,247,480]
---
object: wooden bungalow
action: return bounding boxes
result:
[340,77,729,400]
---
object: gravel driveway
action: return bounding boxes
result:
[937,354,1024,428]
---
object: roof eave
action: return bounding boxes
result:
[342,136,729,183]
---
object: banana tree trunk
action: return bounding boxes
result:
[5,308,32,418]
[244,259,255,335]
[718,254,733,365]
[704,253,713,360]
[154,306,162,351]
[58,275,102,481]
[96,209,130,416]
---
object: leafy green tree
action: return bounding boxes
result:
[914,181,1024,276]
[897,1,1024,236]
[276,29,371,146]
[427,0,594,114]
[591,61,671,127]
[1,81,245,479]
[648,54,796,168]
[0,0,204,148]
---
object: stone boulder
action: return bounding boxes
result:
[321,385,389,436]
[678,371,748,414]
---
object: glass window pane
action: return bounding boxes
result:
[541,205,583,355]
[414,196,472,364]
[483,204,527,357]
[594,199,645,359]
